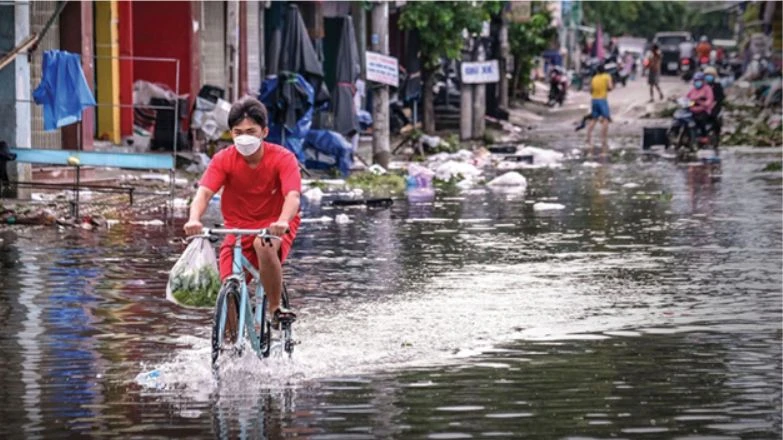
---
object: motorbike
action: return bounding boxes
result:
[697,54,711,70]
[604,55,628,87]
[667,97,722,160]
[547,66,568,107]
[579,57,601,91]
[432,60,461,107]
[680,56,696,81]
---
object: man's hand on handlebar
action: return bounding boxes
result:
[268,220,290,237]
[184,219,203,236]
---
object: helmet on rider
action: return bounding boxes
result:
[703,66,718,83]
[700,35,708,42]
[693,71,705,89]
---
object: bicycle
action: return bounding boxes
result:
[189,228,295,370]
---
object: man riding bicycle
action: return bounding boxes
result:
[184,97,301,325]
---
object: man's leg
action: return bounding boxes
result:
[253,237,284,314]
[600,119,609,152]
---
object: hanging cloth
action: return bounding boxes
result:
[33,50,96,131]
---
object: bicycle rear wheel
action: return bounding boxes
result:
[212,280,241,366]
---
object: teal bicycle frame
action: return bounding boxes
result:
[202,227,292,363]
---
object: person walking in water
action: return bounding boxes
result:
[586,62,613,154]
[648,44,665,102]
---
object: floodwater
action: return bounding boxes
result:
[0,146,780,439]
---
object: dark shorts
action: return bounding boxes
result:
[591,99,611,121]
[648,70,659,85]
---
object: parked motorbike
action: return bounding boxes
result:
[433,60,461,107]
[680,56,695,81]
[547,66,568,107]
[667,97,721,160]
[604,56,628,87]
[579,57,601,91]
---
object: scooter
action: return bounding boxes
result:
[604,56,628,87]
[667,97,721,160]
[547,66,568,107]
[680,56,695,81]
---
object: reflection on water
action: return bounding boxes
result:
[0,147,780,438]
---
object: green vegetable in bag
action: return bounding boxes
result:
[166,238,221,308]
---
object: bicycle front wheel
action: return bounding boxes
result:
[212,280,241,366]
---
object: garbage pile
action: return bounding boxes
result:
[722,93,782,147]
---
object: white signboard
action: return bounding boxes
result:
[461,60,500,84]
[366,51,399,87]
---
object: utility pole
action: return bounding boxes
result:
[499,12,510,109]
[460,38,473,141]
[226,1,240,101]
[352,1,367,79]
[472,42,486,140]
[371,2,389,168]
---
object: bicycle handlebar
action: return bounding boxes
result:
[186,227,287,242]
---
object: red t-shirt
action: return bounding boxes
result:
[200,142,302,229]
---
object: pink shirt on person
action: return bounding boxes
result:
[687,85,715,114]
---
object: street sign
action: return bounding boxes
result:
[366,51,399,87]
[461,60,500,84]
[509,1,531,23]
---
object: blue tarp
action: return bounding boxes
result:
[303,130,353,177]
[33,50,96,131]
[259,73,314,162]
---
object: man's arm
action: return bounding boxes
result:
[277,192,301,224]
[184,186,215,235]
[268,191,300,236]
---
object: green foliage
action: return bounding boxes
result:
[307,180,328,190]
[583,1,734,40]
[508,7,556,97]
[399,1,499,70]
[171,267,221,307]
[346,172,407,195]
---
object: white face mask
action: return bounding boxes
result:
[234,134,262,156]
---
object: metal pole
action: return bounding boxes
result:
[170,58,180,220]
[74,165,80,219]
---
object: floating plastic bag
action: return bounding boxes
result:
[166,238,221,308]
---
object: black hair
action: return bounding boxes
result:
[228,97,268,129]
[597,63,606,74]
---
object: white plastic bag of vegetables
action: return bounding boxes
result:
[166,237,221,308]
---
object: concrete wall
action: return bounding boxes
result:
[200,1,227,92]
[0,5,17,147]
[0,2,32,195]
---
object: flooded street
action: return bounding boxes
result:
[1,134,780,438]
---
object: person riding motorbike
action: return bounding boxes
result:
[703,66,724,134]
[686,72,715,138]
[696,36,712,65]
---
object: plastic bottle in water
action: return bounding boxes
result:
[406,175,418,190]
[135,369,164,389]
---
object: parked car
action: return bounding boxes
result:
[653,31,694,75]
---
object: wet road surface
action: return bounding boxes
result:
[0,136,780,439]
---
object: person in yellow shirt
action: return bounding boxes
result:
[586,63,613,152]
